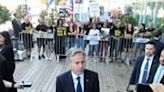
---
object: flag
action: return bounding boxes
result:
[66,0,73,16]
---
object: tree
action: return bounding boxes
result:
[0,5,11,24]
[39,10,48,19]
[49,8,57,25]
[118,14,137,26]
[15,5,25,19]
[158,17,164,32]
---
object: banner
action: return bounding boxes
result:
[59,8,68,17]
[73,0,89,23]
[89,2,100,17]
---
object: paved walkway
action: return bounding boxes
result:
[14,58,133,92]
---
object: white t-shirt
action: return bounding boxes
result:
[88,29,100,45]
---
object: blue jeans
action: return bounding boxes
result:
[67,37,75,49]
[88,44,99,57]
[76,37,85,50]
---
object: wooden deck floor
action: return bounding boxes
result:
[14,57,133,92]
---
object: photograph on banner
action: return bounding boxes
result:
[74,13,80,22]
[89,2,100,17]
[59,8,68,18]
[73,4,83,22]
[101,28,110,36]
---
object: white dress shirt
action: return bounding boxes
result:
[71,71,84,92]
[153,65,164,83]
[138,55,154,83]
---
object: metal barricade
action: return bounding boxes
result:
[83,35,139,64]
[54,26,68,62]
[35,31,54,61]
[14,32,33,61]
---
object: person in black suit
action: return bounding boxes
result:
[151,30,164,59]
[147,48,164,84]
[0,76,6,92]
[0,31,15,75]
[136,48,164,92]
[56,48,99,92]
[12,13,22,38]
[128,41,158,87]
[0,53,23,92]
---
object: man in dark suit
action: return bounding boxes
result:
[136,48,164,92]
[147,48,164,84]
[128,41,158,86]
[56,48,99,92]
[151,30,164,59]
[11,13,22,38]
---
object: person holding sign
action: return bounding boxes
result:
[35,17,49,60]
[99,22,110,62]
[21,16,33,59]
[88,23,100,61]
[54,19,68,60]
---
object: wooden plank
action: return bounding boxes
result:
[14,58,133,92]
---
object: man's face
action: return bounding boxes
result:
[160,50,164,65]
[70,53,86,75]
[145,44,155,57]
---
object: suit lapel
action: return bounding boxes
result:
[147,64,159,83]
[68,71,75,92]
[136,57,144,82]
[84,70,89,92]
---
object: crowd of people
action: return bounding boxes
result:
[0,12,164,92]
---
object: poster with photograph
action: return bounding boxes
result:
[59,8,68,17]
[73,3,83,22]
[89,3,100,17]
[101,28,110,35]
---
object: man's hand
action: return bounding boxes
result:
[150,83,164,92]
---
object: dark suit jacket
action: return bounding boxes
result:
[0,76,6,92]
[128,56,158,85]
[147,64,164,84]
[12,18,22,38]
[0,54,17,92]
[137,84,153,92]
[1,45,15,75]
[56,69,99,92]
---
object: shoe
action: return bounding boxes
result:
[38,55,41,60]
[42,55,45,58]
[28,55,31,58]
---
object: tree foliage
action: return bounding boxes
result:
[49,8,57,25]
[39,10,48,19]
[118,14,137,26]
[0,5,11,24]
[158,17,164,32]
[15,5,25,19]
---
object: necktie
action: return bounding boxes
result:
[142,58,149,83]
[76,77,82,92]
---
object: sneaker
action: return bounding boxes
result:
[38,55,41,60]
[28,55,31,58]
[42,55,45,59]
